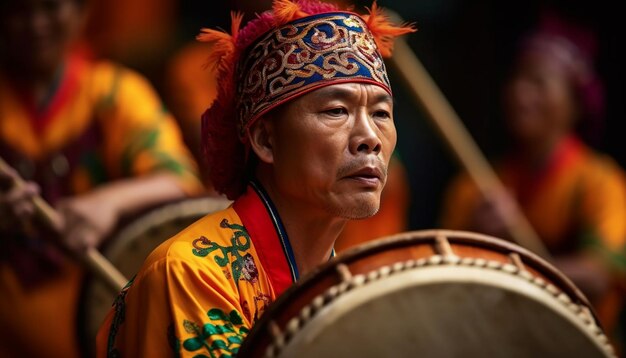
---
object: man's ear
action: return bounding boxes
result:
[248,118,274,164]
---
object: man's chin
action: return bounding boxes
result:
[334,197,380,220]
[344,207,379,220]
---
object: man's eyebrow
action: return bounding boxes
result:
[372,92,393,105]
[310,87,355,101]
[310,86,393,104]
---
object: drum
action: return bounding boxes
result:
[239,230,616,357]
[77,196,231,355]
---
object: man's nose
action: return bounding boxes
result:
[349,111,382,155]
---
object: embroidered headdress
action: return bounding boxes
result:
[198,0,415,199]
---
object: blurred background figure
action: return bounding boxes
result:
[81,0,176,66]
[0,0,202,356]
[440,11,625,339]
[165,41,218,172]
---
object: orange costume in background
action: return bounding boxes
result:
[97,182,308,357]
[166,42,218,143]
[441,136,626,328]
[0,52,202,357]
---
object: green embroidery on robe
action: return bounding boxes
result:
[168,323,182,358]
[191,219,252,284]
[106,276,136,358]
[181,309,249,357]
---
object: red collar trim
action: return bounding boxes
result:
[233,183,295,296]
[34,55,84,134]
[10,54,85,135]
[505,136,583,205]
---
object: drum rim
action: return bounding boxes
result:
[240,229,603,355]
[102,196,232,260]
[281,266,610,357]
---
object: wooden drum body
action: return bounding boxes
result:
[240,230,616,358]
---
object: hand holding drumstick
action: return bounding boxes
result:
[0,156,127,292]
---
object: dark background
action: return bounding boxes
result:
[111,0,626,230]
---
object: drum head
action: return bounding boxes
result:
[280,266,608,358]
[78,197,231,355]
[242,230,615,358]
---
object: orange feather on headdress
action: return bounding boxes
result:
[273,0,309,25]
[197,0,415,199]
[196,11,244,73]
[363,2,416,58]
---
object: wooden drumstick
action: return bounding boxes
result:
[0,156,128,291]
[387,17,551,259]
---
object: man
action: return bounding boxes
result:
[0,0,202,356]
[97,0,414,356]
[163,36,410,247]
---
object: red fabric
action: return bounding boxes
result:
[503,135,583,207]
[233,185,293,295]
[33,55,84,134]
[11,54,85,136]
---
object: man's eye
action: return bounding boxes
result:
[373,110,391,119]
[324,108,347,117]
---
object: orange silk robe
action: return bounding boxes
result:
[97,182,308,357]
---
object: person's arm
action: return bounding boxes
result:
[0,165,40,231]
[57,64,205,253]
[565,159,626,298]
[551,252,612,302]
[56,173,186,252]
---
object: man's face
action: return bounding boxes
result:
[504,51,577,144]
[266,82,397,219]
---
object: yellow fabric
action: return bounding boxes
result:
[441,141,626,331]
[0,261,83,358]
[441,145,626,257]
[97,206,275,357]
[0,57,202,195]
[0,55,202,357]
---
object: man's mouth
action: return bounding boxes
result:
[345,167,383,187]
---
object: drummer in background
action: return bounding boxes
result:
[440,12,626,336]
[97,0,414,356]
[0,0,203,356]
